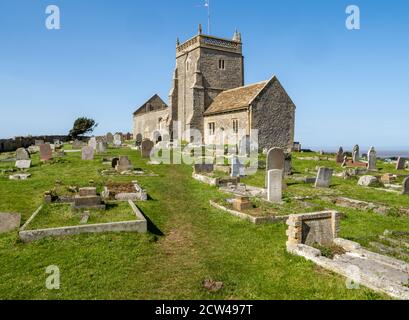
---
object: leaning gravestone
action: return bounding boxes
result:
[267,169,283,203]
[16,148,30,160]
[0,213,21,234]
[265,148,285,186]
[315,167,333,188]
[88,137,97,150]
[81,146,94,160]
[115,156,133,172]
[15,160,31,169]
[141,139,154,158]
[402,177,409,195]
[335,147,344,163]
[367,146,377,171]
[352,145,360,163]
[396,157,406,170]
[106,132,114,144]
[39,144,53,161]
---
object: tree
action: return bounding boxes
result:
[69,117,98,139]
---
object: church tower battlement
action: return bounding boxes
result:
[169,26,245,142]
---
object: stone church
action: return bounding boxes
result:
[133,27,296,152]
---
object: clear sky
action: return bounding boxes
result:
[0,0,408,150]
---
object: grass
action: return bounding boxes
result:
[0,147,407,299]
[27,202,137,230]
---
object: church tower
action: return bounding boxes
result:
[169,26,244,142]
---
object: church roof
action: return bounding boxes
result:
[133,94,168,116]
[203,80,269,116]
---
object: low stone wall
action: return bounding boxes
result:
[0,135,70,153]
[19,200,147,242]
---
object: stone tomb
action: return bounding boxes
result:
[267,169,283,203]
[286,211,340,246]
[72,187,105,210]
[81,146,94,160]
[16,148,30,160]
[0,212,21,234]
[115,156,133,173]
[314,167,333,188]
[39,144,53,161]
[141,139,154,158]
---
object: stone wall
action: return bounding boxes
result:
[251,77,295,152]
[203,110,249,145]
[0,135,70,153]
[133,108,169,142]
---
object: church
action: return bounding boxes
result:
[133,27,296,152]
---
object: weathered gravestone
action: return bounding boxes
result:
[39,144,53,161]
[15,160,31,169]
[402,177,409,195]
[16,148,30,160]
[336,147,344,163]
[141,139,154,158]
[72,140,84,149]
[314,167,333,188]
[106,132,114,144]
[265,148,285,186]
[352,145,360,163]
[267,169,283,203]
[114,133,122,146]
[367,146,377,171]
[135,134,143,147]
[286,211,340,246]
[231,156,245,178]
[115,156,133,172]
[88,137,97,150]
[81,146,94,160]
[396,157,406,170]
[0,213,21,234]
[96,142,107,153]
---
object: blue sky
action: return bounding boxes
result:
[0,0,408,149]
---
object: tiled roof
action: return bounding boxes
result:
[204,81,269,116]
[133,94,168,116]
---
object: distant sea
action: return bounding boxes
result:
[306,147,409,159]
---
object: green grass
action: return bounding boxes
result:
[0,148,407,299]
[27,202,137,230]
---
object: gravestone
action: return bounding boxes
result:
[0,213,21,234]
[335,147,344,163]
[352,145,360,163]
[396,157,406,170]
[15,160,31,169]
[73,187,105,210]
[135,134,143,147]
[341,155,348,167]
[106,132,114,144]
[114,133,122,146]
[16,148,30,160]
[111,157,119,168]
[88,137,97,150]
[141,139,154,158]
[367,146,377,171]
[232,195,252,211]
[239,135,251,156]
[115,156,133,172]
[35,140,44,146]
[72,140,84,149]
[402,177,409,195]
[314,167,333,188]
[81,146,94,160]
[39,144,53,161]
[267,169,283,203]
[96,142,107,153]
[231,156,244,178]
[265,148,285,186]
